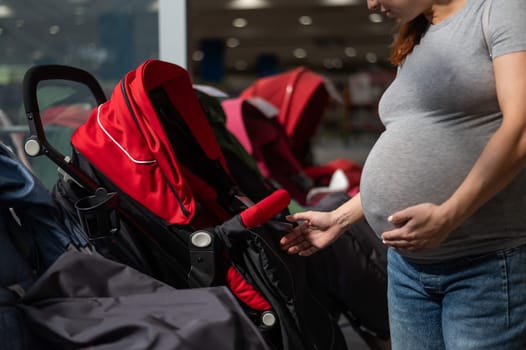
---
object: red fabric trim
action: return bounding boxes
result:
[226,266,271,311]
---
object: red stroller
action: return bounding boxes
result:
[238,67,362,202]
[22,60,346,350]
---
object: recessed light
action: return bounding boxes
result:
[293,48,307,59]
[369,13,383,23]
[192,50,204,61]
[298,16,312,26]
[228,0,270,9]
[344,46,357,57]
[322,0,361,6]
[235,60,248,70]
[49,25,61,35]
[0,5,13,18]
[226,38,240,48]
[324,58,343,69]
[232,18,248,28]
[365,52,378,63]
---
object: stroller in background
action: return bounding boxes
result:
[22,60,347,350]
[222,96,360,206]
[239,67,363,195]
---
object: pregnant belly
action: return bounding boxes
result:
[360,124,485,236]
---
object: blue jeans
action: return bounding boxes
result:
[387,245,526,350]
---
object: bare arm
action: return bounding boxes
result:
[383,51,526,251]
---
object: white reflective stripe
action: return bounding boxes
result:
[96,104,157,164]
[246,97,279,118]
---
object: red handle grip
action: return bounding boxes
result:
[239,189,291,228]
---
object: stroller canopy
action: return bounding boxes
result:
[72,60,230,225]
[241,67,330,163]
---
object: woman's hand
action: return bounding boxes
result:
[280,211,344,256]
[381,203,455,252]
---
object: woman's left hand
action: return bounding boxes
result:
[381,203,454,252]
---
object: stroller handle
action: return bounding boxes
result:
[240,189,291,228]
[22,65,107,191]
[23,64,107,114]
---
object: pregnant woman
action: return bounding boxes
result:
[280,0,526,349]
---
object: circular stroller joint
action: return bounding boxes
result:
[190,231,213,248]
[261,310,277,327]
[24,138,41,156]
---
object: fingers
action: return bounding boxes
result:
[382,228,426,252]
[287,239,314,255]
[298,246,319,257]
[387,212,410,227]
[280,221,318,256]
[285,211,312,223]
[280,222,308,248]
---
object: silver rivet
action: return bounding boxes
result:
[261,311,276,327]
[190,231,212,248]
[24,139,41,156]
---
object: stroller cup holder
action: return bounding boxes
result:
[75,188,119,240]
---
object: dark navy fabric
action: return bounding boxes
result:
[0,142,79,350]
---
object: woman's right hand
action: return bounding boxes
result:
[279,211,344,256]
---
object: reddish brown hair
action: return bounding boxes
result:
[390,15,429,65]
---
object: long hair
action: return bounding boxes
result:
[390,14,429,65]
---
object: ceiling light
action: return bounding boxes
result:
[344,46,357,57]
[293,48,307,59]
[226,38,240,48]
[192,50,204,62]
[322,0,361,6]
[49,25,61,35]
[323,58,343,69]
[232,18,248,28]
[0,5,13,18]
[32,50,44,60]
[228,0,270,9]
[298,16,312,26]
[235,60,248,71]
[331,58,343,69]
[148,0,159,13]
[369,13,384,23]
[365,52,378,63]
[323,58,334,69]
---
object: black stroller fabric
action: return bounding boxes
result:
[20,251,270,350]
[308,192,389,343]
[0,141,270,350]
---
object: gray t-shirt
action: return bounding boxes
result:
[360,0,526,262]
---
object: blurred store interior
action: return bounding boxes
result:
[0,0,397,165]
[0,2,397,347]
